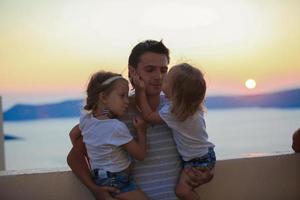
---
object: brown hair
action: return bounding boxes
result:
[128,39,170,69]
[84,71,126,111]
[169,63,206,121]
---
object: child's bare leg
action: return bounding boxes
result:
[115,189,149,200]
[175,170,200,200]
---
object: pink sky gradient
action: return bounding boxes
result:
[1,0,300,109]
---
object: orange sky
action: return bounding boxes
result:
[1,0,300,109]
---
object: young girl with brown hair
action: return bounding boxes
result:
[71,71,149,200]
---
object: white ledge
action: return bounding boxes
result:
[0,153,300,200]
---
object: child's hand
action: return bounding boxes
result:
[133,115,147,133]
[131,71,145,91]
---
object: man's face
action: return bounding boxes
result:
[133,52,168,96]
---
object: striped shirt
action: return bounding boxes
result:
[119,94,181,200]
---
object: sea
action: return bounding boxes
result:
[3,108,300,170]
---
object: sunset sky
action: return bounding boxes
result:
[1,0,300,109]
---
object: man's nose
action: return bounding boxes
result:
[153,68,163,80]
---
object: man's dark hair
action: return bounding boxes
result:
[128,40,170,68]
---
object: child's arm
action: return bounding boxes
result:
[69,124,82,146]
[122,116,148,161]
[132,72,164,124]
[138,90,164,124]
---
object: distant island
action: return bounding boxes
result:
[3,88,300,121]
[4,134,22,140]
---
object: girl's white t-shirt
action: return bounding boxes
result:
[79,113,133,172]
[158,100,215,161]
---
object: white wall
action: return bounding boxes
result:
[0,153,300,200]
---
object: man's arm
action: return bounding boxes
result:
[67,125,119,200]
[69,124,82,146]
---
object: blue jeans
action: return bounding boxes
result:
[92,169,138,194]
[182,148,216,170]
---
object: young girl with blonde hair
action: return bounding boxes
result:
[133,63,215,200]
[71,71,149,200]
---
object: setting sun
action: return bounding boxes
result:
[245,79,256,89]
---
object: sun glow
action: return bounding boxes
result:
[141,1,266,52]
[245,79,257,90]
[1,0,300,100]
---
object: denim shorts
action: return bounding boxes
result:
[182,148,216,170]
[92,168,138,194]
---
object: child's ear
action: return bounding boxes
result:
[99,92,106,103]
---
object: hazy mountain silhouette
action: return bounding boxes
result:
[205,88,300,109]
[4,134,22,140]
[4,100,83,121]
[3,89,300,121]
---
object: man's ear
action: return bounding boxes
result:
[128,66,135,87]
[128,66,136,77]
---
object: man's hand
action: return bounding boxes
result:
[184,167,214,188]
[92,186,120,200]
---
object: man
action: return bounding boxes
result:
[67,40,212,200]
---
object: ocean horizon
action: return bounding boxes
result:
[3,107,300,170]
